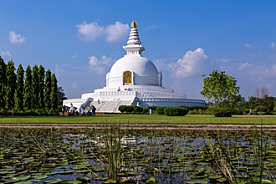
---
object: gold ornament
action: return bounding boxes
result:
[131,20,138,28]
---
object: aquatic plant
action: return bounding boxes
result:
[1,126,276,183]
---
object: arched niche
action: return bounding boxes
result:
[123,71,132,85]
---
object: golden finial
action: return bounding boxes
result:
[131,20,138,28]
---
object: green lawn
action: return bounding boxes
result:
[0,114,275,125]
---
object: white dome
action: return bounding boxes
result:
[107,55,160,87]
[110,55,158,76]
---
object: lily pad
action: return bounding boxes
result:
[61,180,82,184]
[14,181,33,184]
[31,174,48,180]
[43,178,62,183]
[3,177,20,183]
[145,176,155,183]
[121,178,136,183]
[124,171,140,176]
[77,177,91,181]
[187,179,208,184]
[260,179,275,184]
[103,179,117,184]
[17,175,31,181]
[43,163,56,168]
[57,170,74,174]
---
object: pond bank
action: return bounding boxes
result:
[1,123,276,131]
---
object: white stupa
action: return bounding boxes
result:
[63,21,205,113]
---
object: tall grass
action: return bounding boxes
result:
[102,123,123,180]
[204,122,273,183]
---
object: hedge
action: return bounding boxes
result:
[164,107,189,116]
[133,106,143,113]
[209,107,236,117]
[156,107,166,115]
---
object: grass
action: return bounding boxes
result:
[0,114,276,124]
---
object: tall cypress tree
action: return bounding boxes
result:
[57,86,67,106]
[0,56,6,110]
[44,70,51,110]
[50,73,58,111]
[38,65,45,108]
[15,64,24,111]
[24,65,32,110]
[5,60,17,110]
[32,65,39,109]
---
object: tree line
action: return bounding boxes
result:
[201,69,276,116]
[0,56,64,114]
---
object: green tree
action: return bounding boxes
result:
[0,56,6,110]
[44,70,51,110]
[38,65,45,108]
[57,86,67,106]
[248,96,276,113]
[23,65,32,110]
[248,96,261,110]
[5,60,17,110]
[32,65,39,109]
[262,96,276,112]
[50,73,58,111]
[15,64,24,111]
[201,70,240,107]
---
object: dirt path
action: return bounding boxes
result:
[1,123,276,131]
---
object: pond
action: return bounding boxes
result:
[0,126,276,184]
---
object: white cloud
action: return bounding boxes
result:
[105,21,129,42]
[244,43,252,48]
[237,62,252,70]
[72,82,79,89]
[271,42,275,49]
[77,21,129,42]
[1,50,12,57]
[169,48,209,78]
[55,64,64,76]
[272,64,276,74]
[55,64,83,77]
[146,25,157,29]
[9,31,26,43]
[255,64,276,78]
[76,22,104,41]
[88,55,114,74]
[217,58,232,63]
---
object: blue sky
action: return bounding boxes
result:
[1,1,276,100]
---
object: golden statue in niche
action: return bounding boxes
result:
[123,71,132,84]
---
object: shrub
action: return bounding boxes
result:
[125,106,134,113]
[244,108,250,114]
[119,105,127,113]
[254,105,268,113]
[57,105,64,112]
[119,105,146,114]
[142,108,149,114]
[148,105,157,111]
[25,110,39,116]
[188,106,209,114]
[133,106,143,113]
[164,107,189,116]
[156,107,166,115]
[35,108,47,115]
[209,107,236,117]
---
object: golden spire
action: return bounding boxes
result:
[131,20,138,28]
